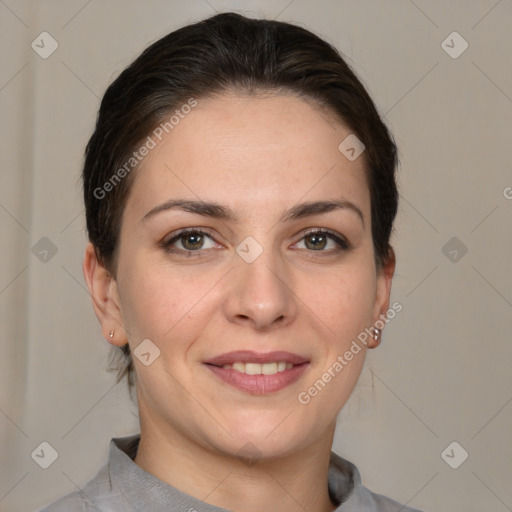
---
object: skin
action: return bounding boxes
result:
[83,91,395,512]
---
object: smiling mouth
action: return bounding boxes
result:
[203,351,310,394]
[209,361,297,375]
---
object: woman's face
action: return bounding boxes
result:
[107,92,394,459]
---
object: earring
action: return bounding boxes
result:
[370,327,381,341]
[109,330,115,339]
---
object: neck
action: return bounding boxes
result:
[134,411,338,512]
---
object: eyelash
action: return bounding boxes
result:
[161,228,351,255]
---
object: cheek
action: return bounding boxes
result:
[295,266,375,418]
[298,262,376,342]
[118,258,219,351]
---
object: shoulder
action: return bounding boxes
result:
[37,490,100,512]
[38,434,147,512]
[350,484,426,512]
[37,463,116,512]
[329,451,426,512]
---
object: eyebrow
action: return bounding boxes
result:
[141,198,365,227]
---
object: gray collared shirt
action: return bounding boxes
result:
[39,434,424,512]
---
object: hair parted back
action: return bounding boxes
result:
[82,12,398,392]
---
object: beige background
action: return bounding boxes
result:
[1,1,511,511]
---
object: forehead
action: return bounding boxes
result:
[124,92,370,219]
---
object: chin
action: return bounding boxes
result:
[214,436,304,464]
[212,417,311,460]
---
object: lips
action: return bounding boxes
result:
[204,350,309,366]
[203,350,310,395]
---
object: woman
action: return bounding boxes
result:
[40,12,423,512]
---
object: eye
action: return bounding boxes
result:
[163,229,219,253]
[293,229,350,252]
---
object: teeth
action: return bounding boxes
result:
[246,362,264,375]
[232,362,245,373]
[221,361,295,375]
[261,362,277,375]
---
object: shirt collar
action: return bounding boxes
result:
[108,434,361,511]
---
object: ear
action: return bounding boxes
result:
[82,242,127,346]
[368,247,396,349]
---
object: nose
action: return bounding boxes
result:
[223,246,297,331]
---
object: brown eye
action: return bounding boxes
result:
[294,229,350,252]
[304,233,328,250]
[180,232,204,250]
[164,229,218,253]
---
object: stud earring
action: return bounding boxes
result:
[370,327,381,341]
[109,330,115,339]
